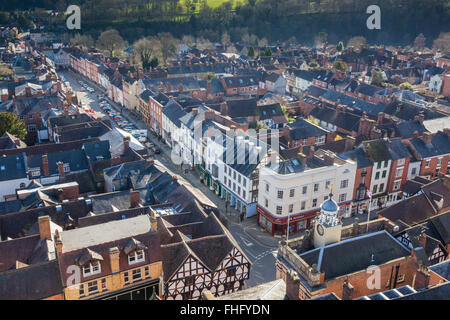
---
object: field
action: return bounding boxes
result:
[179,0,247,13]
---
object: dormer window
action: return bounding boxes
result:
[128,249,145,265]
[76,248,104,277]
[82,261,101,277]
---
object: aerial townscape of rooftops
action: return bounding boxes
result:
[0,0,449,304]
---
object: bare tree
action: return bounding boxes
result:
[133,37,160,70]
[433,32,450,53]
[347,36,366,48]
[97,29,126,57]
[70,33,94,49]
[157,32,177,66]
[182,35,195,48]
[413,33,426,51]
[221,32,230,51]
[196,37,215,50]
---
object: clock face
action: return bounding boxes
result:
[317,224,324,236]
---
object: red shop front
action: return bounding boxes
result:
[256,205,319,237]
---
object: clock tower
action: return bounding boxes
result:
[313,193,343,248]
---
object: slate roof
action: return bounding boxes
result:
[378,193,438,227]
[162,99,186,128]
[225,99,258,118]
[288,119,328,140]
[143,77,201,92]
[409,131,450,159]
[309,107,360,133]
[59,215,154,253]
[339,147,373,168]
[27,149,89,177]
[0,153,27,182]
[388,139,412,160]
[258,103,285,120]
[396,282,450,300]
[13,94,58,115]
[0,132,26,150]
[395,120,428,139]
[90,190,131,214]
[429,260,450,281]
[0,260,63,300]
[222,76,259,88]
[82,140,111,161]
[299,231,410,281]
[383,101,446,122]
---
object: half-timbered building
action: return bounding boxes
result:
[394,211,450,266]
[158,204,251,300]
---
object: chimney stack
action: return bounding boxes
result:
[57,161,65,177]
[342,280,354,300]
[38,215,51,241]
[191,108,198,116]
[146,158,154,168]
[166,82,171,93]
[42,154,49,176]
[377,112,384,125]
[309,146,315,158]
[414,266,430,290]
[123,136,130,151]
[220,102,228,116]
[129,189,140,208]
[418,112,424,124]
[345,136,355,151]
[298,153,307,165]
[423,132,432,145]
[109,247,120,274]
[57,188,64,202]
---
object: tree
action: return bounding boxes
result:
[70,34,94,49]
[196,37,215,50]
[182,35,195,48]
[248,46,255,58]
[157,32,177,66]
[315,32,328,48]
[433,32,450,53]
[258,38,268,48]
[133,37,159,70]
[309,60,318,68]
[333,59,348,73]
[184,0,194,16]
[97,29,125,57]
[0,112,27,141]
[336,41,344,52]
[150,57,159,69]
[0,64,13,79]
[413,33,426,51]
[0,12,10,25]
[221,32,230,50]
[347,36,366,48]
[371,70,385,87]
[260,48,272,57]
[399,82,414,91]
